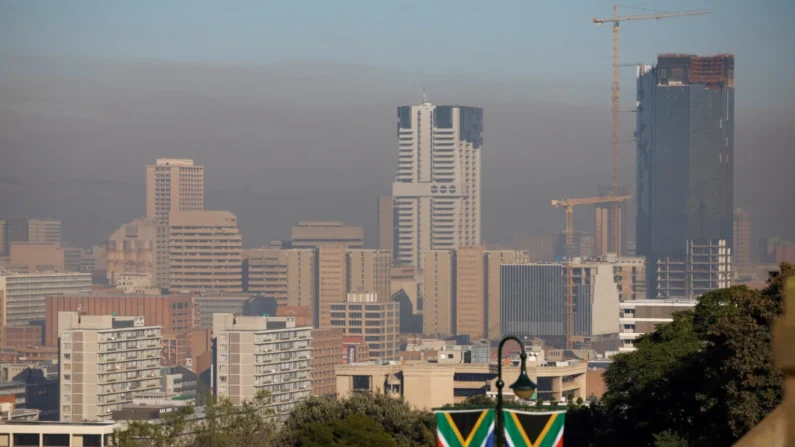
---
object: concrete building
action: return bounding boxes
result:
[390,266,420,316]
[146,158,204,226]
[106,218,165,288]
[636,55,735,298]
[114,273,159,295]
[500,263,620,350]
[456,246,486,340]
[594,185,630,256]
[310,328,343,397]
[336,360,587,410]
[330,293,400,361]
[733,209,751,269]
[619,299,698,352]
[1,219,61,256]
[59,312,163,421]
[0,421,122,447]
[486,250,530,339]
[168,211,242,293]
[317,245,347,329]
[0,273,92,344]
[342,335,370,364]
[393,100,483,269]
[346,249,391,301]
[246,248,316,307]
[512,233,555,262]
[44,294,194,347]
[291,221,364,249]
[191,294,249,328]
[212,314,312,422]
[377,196,394,253]
[656,239,732,298]
[580,254,646,302]
[423,251,455,335]
[7,243,64,273]
[555,231,594,259]
[4,326,42,348]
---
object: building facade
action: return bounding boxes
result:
[146,158,204,225]
[377,196,395,253]
[59,313,163,421]
[329,293,400,361]
[246,248,316,307]
[106,218,165,288]
[422,251,455,335]
[317,245,347,329]
[346,249,391,301]
[733,208,751,269]
[291,221,364,249]
[168,211,242,293]
[455,246,486,340]
[7,243,65,273]
[486,250,530,339]
[212,314,312,422]
[310,328,344,397]
[636,55,735,298]
[619,299,697,352]
[392,100,483,269]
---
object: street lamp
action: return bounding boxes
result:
[495,336,537,447]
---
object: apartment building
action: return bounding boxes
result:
[619,299,697,352]
[213,314,312,422]
[329,293,400,361]
[146,158,204,225]
[168,211,243,293]
[310,328,344,397]
[291,221,364,249]
[59,312,162,421]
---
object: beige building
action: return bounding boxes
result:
[212,314,312,422]
[0,421,122,447]
[619,299,697,352]
[423,251,455,335]
[336,360,587,410]
[310,328,344,397]
[27,219,61,245]
[377,196,394,253]
[106,218,165,287]
[246,248,315,307]
[0,272,92,334]
[330,293,400,361]
[486,250,530,339]
[456,246,486,339]
[59,312,163,422]
[168,211,242,293]
[7,243,65,273]
[192,294,251,328]
[390,266,420,314]
[291,221,364,249]
[346,249,391,301]
[115,273,159,295]
[512,233,555,262]
[146,158,204,225]
[317,245,347,329]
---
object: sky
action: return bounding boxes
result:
[1,0,794,247]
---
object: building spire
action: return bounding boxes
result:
[420,86,428,105]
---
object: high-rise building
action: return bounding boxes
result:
[500,263,619,350]
[0,220,5,256]
[594,185,629,256]
[106,218,165,288]
[512,233,555,262]
[212,314,312,422]
[486,250,530,339]
[346,249,391,301]
[656,239,732,298]
[733,209,751,268]
[246,248,316,307]
[168,211,242,293]
[392,99,483,269]
[455,246,485,340]
[59,312,163,421]
[145,159,204,225]
[636,54,734,298]
[422,251,455,335]
[310,328,343,397]
[317,245,347,329]
[329,293,400,361]
[291,221,364,249]
[555,231,593,259]
[1,219,61,256]
[377,196,395,254]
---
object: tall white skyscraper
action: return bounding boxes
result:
[392,96,483,269]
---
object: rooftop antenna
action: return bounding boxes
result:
[420,86,428,105]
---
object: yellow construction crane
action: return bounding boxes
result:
[593,5,709,256]
[551,195,631,349]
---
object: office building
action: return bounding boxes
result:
[619,299,697,352]
[291,221,364,249]
[390,265,420,316]
[500,263,619,349]
[1,219,61,256]
[310,328,344,397]
[512,233,555,262]
[44,294,194,346]
[456,246,486,340]
[342,335,370,364]
[212,314,312,421]
[579,254,646,302]
[423,251,455,335]
[0,272,92,344]
[392,99,483,269]
[329,293,400,361]
[656,238,732,298]
[733,209,751,269]
[106,218,165,288]
[486,250,530,339]
[168,211,242,293]
[346,249,391,301]
[594,185,630,256]
[636,54,735,298]
[378,196,395,253]
[555,231,594,259]
[246,248,316,307]
[6,243,64,273]
[146,158,204,225]
[59,312,163,421]
[759,237,794,264]
[317,245,347,329]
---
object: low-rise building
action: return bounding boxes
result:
[0,421,121,447]
[330,293,400,361]
[618,299,698,352]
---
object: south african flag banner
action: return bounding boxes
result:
[435,408,496,447]
[503,409,565,447]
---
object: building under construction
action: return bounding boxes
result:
[636,54,735,298]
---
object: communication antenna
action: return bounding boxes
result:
[420,87,428,104]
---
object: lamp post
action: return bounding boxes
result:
[495,336,537,447]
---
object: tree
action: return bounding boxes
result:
[292,413,398,447]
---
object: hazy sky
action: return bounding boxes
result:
[1,0,793,247]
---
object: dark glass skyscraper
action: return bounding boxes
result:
[636,54,735,298]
